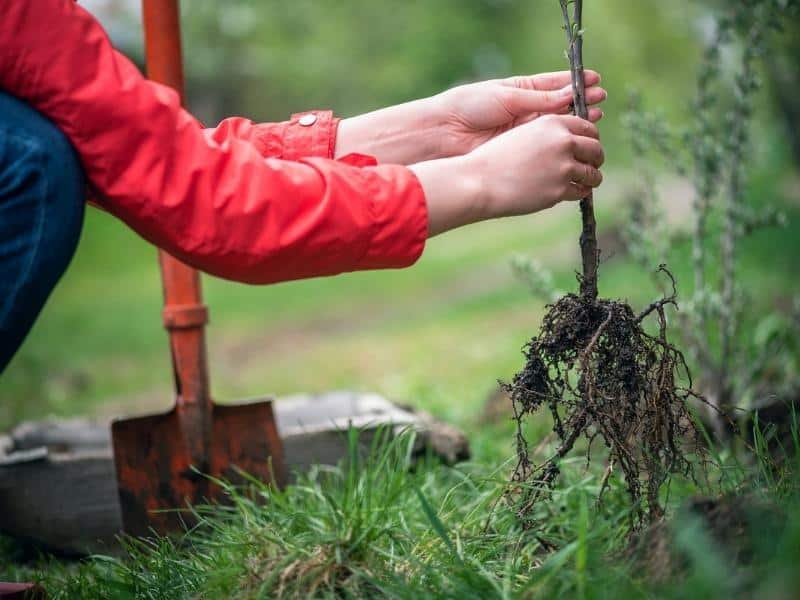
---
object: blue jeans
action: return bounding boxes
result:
[0,92,85,373]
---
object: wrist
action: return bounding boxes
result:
[415,95,450,159]
[335,97,446,165]
[450,153,489,221]
[429,88,467,159]
[409,154,487,237]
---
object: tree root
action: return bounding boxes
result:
[504,267,706,528]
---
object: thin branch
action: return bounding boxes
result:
[560,0,599,299]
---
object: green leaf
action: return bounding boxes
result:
[414,486,462,564]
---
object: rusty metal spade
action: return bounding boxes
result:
[111,0,286,537]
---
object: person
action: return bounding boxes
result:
[0,0,606,373]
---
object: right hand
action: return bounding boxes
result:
[411,114,604,236]
[469,114,604,218]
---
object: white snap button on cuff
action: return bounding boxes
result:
[298,114,317,126]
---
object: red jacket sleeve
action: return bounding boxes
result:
[0,0,428,284]
[205,110,340,161]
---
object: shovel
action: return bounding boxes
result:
[111,0,286,537]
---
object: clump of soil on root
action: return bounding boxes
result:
[505,268,705,527]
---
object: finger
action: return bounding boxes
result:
[585,86,607,106]
[506,70,601,91]
[562,182,593,202]
[548,85,606,108]
[506,103,603,126]
[561,115,600,139]
[503,85,574,116]
[503,82,604,119]
[572,137,605,168]
[551,105,604,120]
[569,162,603,187]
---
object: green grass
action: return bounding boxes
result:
[2,150,799,597]
[3,425,800,599]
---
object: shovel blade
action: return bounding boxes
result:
[111,399,285,537]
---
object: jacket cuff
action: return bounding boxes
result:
[280,110,339,160]
[355,164,429,270]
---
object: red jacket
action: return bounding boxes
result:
[0,0,428,284]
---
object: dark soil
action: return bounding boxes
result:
[629,493,785,584]
[504,268,706,527]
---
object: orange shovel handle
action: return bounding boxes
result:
[142,0,211,412]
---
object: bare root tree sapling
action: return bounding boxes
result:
[503,0,705,528]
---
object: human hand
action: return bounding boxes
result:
[410,114,604,236]
[434,70,606,157]
[468,114,603,217]
[335,70,605,166]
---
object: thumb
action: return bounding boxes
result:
[501,84,574,117]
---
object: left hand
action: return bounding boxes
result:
[434,70,606,157]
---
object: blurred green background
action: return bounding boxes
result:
[1,0,798,460]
